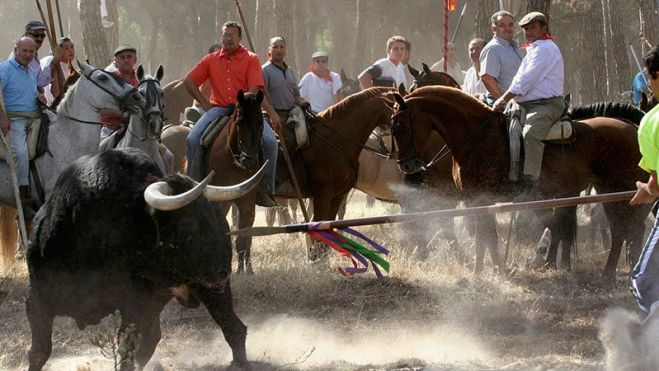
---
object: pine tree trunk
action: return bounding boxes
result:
[79,0,111,67]
[607,0,632,97]
[637,0,658,55]
[105,0,119,53]
[580,1,607,103]
[474,0,497,41]
[526,0,551,17]
[255,0,274,59]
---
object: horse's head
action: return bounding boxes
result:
[387,92,431,174]
[408,63,460,92]
[77,59,143,112]
[131,64,165,141]
[231,90,264,170]
[337,68,360,98]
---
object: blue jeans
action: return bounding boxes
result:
[8,117,30,186]
[186,106,277,192]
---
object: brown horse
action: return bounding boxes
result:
[390,86,650,275]
[207,90,265,273]
[162,79,193,123]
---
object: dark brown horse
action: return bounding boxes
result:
[206,90,265,273]
[389,86,650,275]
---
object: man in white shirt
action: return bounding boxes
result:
[299,51,343,113]
[358,35,407,89]
[462,38,487,96]
[40,37,76,107]
[492,11,565,184]
[396,40,413,89]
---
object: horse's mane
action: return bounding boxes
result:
[57,75,81,116]
[321,87,393,119]
[570,102,645,125]
[409,86,492,111]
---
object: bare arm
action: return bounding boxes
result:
[184,76,211,111]
[480,74,501,99]
[631,171,659,205]
[358,73,373,90]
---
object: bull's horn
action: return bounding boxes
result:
[204,161,268,201]
[144,171,215,211]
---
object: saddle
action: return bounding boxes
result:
[505,97,574,181]
[188,105,234,180]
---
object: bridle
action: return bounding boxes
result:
[229,106,262,171]
[126,78,164,142]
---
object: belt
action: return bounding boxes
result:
[7,111,40,119]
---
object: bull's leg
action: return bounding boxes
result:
[196,283,249,369]
[235,203,256,274]
[26,289,54,371]
[133,304,167,370]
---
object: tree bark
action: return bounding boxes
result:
[579,0,607,103]
[255,0,274,58]
[474,0,497,42]
[637,0,658,55]
[606,0,632,97]
[104,0,119,53]
[79,0,111,67]
[526,0,551,17]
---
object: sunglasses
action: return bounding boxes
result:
[29,32,47,39]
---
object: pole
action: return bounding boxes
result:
[231,190,639,237]
[234,0,310,222]
[55,0,64,37]
[443,0,449,74]
[449,3,468,45]
[44,0,58,49]
[630,42,650,90]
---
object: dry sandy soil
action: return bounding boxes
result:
[0,191,644,370]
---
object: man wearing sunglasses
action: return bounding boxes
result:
[17,21,62,97]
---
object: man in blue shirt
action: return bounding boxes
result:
[0,37,44,204]
[632,69,650,107]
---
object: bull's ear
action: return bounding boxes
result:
[397,83,407,97]
[393,93,408,110]
[137,65,145,81]
[155,65,164,82]
[408,64,420,79]
[256,90,264,104]
[422,62,431,74]
[237,89,245,104]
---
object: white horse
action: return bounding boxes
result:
[0,60,143,265]
[100,65,172,175]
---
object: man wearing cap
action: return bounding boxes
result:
[184,21,281,207]
[0,37,44,209]
[11,21,62,96]
[358,35,407,89]
[492,11,565,188]
[99,44,139,139]
[298,51,342,113]
[479,11,525,104]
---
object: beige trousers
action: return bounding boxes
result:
[519,96,565,180]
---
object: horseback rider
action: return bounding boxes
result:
[480,11,525,105]
[100,44,139,139]
[463,38,488,96]
[184,21,280,207]
[298,50,343,113]
[11,21,63,97]
[492,11,565,190]
[41,37,77,107]
[0,37,44,210]
[358,36,407,89]
[630,44,659,315]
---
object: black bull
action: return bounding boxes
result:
[26,148,252,370]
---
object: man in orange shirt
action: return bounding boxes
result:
[184,21,280,206]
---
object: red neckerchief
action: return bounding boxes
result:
[523,33,555,48]
[310,65,332,83]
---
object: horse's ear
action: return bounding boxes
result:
[397,83,407,97]
[237,89,245,104]
[136,65,145,81]
[422,63,431,74]
[155,65,164,82]
[564,93,571,109]
[256,89,264,104]
[408,64,420,79]
[340,68,348,81]
[393,93,408,110]
[77,58,92,77]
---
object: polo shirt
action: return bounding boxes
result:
[479,35,524,95]
[638,104,659,172]
[8,51,51,88]
[187,45,264,107]
[0,59,38,112]
[262,60,300,110]
[361,58,405,87]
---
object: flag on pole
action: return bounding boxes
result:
[448,0,458,11]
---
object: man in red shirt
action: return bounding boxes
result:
[100,44,139,139]
[184,21,280,207]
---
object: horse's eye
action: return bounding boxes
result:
[99,74,108,81]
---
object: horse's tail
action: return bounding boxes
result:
[570,102,645,125]
[0,205,17,270]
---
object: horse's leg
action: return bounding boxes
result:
[0,206,18,267]
[553,206,577,270]
[336,193,348,220]
[26,288,54,371]
[309,195,333,261]
[602,201,631,275]
[235,201,256,274]
[474,214,501,274]
[195,282,248,368]
[265,206,276,227]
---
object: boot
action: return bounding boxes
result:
[513,175,538,203]
[18,186,36,219]
[255,177,278,207]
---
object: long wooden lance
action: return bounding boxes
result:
[449,3,467,45]
[44,0,58,49]
[234,0,311,222]
[230,190,638,237]
[54,0,64,37]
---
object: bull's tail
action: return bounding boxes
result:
[599,308,642,371]
[0,205,17,270]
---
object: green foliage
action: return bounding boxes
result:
[89,310,141,371]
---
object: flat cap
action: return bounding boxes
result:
[114,43,137,56]
[518,11,547,27]
[25,20,47,32]
[312,50,329,59]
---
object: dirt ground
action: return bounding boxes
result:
[0,191,643,370]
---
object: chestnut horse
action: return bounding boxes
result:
[206,90,265,273]
[390,86,650,275]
